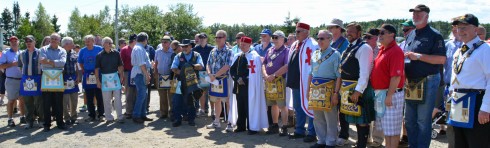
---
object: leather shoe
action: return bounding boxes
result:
[289,133,306,139]
[172,121,182,127]
[304,135,317,143]
[247,130,258,135]
[234,129,246,133]
[143,117,153,121]
[133,118,144,123]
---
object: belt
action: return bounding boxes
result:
[454,89,485,93]
[396,88,403,92]
[7,77,21,80]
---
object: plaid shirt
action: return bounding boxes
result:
[64,50,78,75]
[206,46,233,74]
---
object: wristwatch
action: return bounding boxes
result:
[416,53,422,60]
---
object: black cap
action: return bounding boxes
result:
[409,4,430,13]
[25,35,36,42]
[380,24,397,34]
[129,34,137,41]
[363,28,380,36]
[198,33,208,38]
[452,14,479,27]
[179,39,191,46]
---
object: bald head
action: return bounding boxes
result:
[477,25,487,40]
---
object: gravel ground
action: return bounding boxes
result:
[0,88,448,147]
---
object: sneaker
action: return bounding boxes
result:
[336,138,348,146]
[20,117,27,124]
[225,123,234,132]
[8,119,15,127]
[279,126,288,136]
[206,121,221,129]
[304,135,317,143]
[79,105,87,112]
[197,110,206,117]
[210,110,215,120]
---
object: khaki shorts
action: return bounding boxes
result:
[6,78,21,100]
[210,96,228,103]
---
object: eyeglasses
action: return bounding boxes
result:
[363,35,372,40]
[272,36,281,40]
[235,37,242,40]
[215,36,224,39]
[25,40,33,43]
[316,37,331,41]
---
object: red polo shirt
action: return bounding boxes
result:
[370,40,405,89]
[120,45,133,71]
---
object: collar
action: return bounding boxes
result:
[415,24,430,35]
[216,45,227,52]
[184,50,193,56]
[349,38,362,45]
[381,40,397,51]
[272,45,285,52]
[9,48,19,52]
[464,36,482,49]
[103,49,115,53]
[333,36,346,44]
[136,43,145,48]
[320,46,333,54]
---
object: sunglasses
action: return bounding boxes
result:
[235,37,242,40]
[272,36,281,40]
[215,36,224,39]
[402,29,410,33]
[363,35,372,40]
[25,40,33,43]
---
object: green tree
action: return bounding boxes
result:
[51,14,60,32]
[1,8,13,45]
[32,2,54,47]
[13,2,20,32]
[163,3,203,43]
[16,12,34,49]
[119,5,165,47]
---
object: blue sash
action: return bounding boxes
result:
[447,92,477,128]
[374,90,387,118]
[101,72,122,92]
[64,74,79,94]
[20,75,41,96]
[158,74,171,89]
[82,70,97,89]
[198,71,210,88]
[41,69,65,92]
[209,76,228,97]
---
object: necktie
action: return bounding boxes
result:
[296,41,303,50]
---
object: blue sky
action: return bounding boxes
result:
[3,0,490,33]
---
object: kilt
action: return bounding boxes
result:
[345,84,375,124]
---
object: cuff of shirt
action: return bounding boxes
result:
[481,103,490,113]
[355,86,364,94]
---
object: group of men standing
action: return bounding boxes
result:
[1,3,489,148]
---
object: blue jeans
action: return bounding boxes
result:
[133,74,148,118]
[405,74,440,148]
[292,89,316,136]
[172,93,196,122]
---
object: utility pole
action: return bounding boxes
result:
[115,0,119,49]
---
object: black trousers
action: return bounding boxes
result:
[453,92,490,148]
[339,109,349,139]
[236,85,250,131]
[43,92,64,127]
[86,88,104,118]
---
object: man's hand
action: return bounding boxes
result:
[405,52,419,61]
[331,93,339,107]
[385,94,393,107]
[265,75,275,82]
[478,111,490,124]
[350,91,362,103]
[145,74,151,85]
[209,74,216,82]
[97,82,101,89]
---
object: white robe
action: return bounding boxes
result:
[229,50,269,131]
[287,37,318,118]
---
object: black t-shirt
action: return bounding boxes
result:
[95,50,123,74]
[286,50,300,89]
[404,25,446,79]
[193,44,214,69]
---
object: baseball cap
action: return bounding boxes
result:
[9,36,18,41]
[409,4,430,13]
[273,30,286,38]
[401,20,415,27]
[260,29,272,36]
[363,28,380,36]
[198,33,208,38]
[452,14,479,27]
[25,35,35,42]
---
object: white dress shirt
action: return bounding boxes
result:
[450,36,490,113]
[351,39,373,93]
